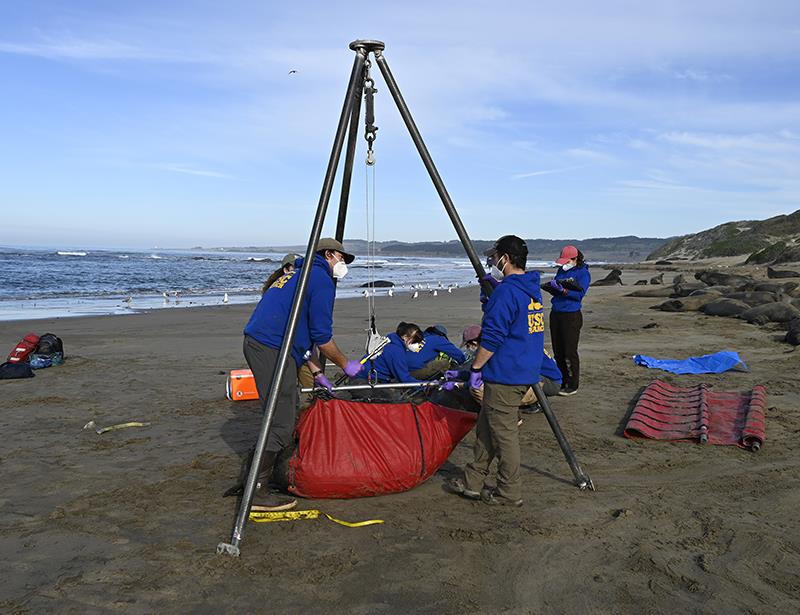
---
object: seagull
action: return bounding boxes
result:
[432,289,438,297]
[288,69,298,75]
[223,293,229,304]
[123,296,132,305]
[362,290,369,298]
[412,290,419,299]
[162,291,170,301]
[387,288,394,297]
[438,281,443,288]
[447,286,453,294]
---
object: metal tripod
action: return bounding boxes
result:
[217,39,593,558]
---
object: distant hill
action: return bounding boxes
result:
[209,236,667,263]
[647,209,800,263]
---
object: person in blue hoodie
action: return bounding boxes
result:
[242,237,363,512]
[447,235,544,508]
[405,324,466,379]
[356,322,424,384]
[541,245,590,396]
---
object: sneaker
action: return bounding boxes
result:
[480,487,523,508]
[251,487,297,512]
[444,477,481,500]
[558,387,578,396]
[520,402,543,414]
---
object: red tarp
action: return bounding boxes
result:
[288,398,477,499]
[624,380,766,451]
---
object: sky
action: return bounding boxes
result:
[1,1,799,249]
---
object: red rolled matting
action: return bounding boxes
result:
[288,398,476,499]
[624,380,765,451]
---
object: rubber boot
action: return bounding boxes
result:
[251,451,297,512]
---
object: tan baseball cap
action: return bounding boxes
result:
[317,237,356,264]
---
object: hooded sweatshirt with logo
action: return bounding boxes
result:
[404,331,466,372]
[243,254,334,366]
[357,332,420,383]
[550,263,590,313]
[480,271,545,386]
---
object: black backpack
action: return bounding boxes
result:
[36,333,64,358]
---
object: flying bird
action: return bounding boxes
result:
[288,69,298,75]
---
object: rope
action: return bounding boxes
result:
[365,148,377,331]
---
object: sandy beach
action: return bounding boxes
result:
[2,264,799,614]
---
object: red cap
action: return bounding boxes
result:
[555,245,579,265]
[461,324,481,346]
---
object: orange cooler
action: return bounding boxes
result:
[226,369,259,401]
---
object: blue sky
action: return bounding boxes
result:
[1,1,799,249]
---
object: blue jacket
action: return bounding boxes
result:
[243,254,335,366]
[405,332,466,372]
[480,271,545,386]
[550,264,590,313]
[357,333,420,383]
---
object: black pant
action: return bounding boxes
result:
[550,310,583,390]
[242,336,298,453]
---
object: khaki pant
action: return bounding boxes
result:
[463,382,528,501]
[410,357,452,380]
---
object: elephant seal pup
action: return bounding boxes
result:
[591,269,623,286]
[786,317,800,345]
[650,273,664,285]
[653,295,717,312]
[701,298,751,317]
[767,266,800,279]
[739,303,800,325]
[695,271,754,288]
[723,291,781,307]
[625,285,677,298]
[672,274,687,285]
[634,279,649,286]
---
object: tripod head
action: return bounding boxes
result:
[349,39,386,55]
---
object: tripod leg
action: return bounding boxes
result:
[335,76,364,243]
[217,48,368,558]
[532,383,595,490]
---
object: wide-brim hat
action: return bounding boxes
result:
[317,237,355,264]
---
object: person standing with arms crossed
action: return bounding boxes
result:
[542,245,590,396]
[242,238,363,511]
[447,235,545,507]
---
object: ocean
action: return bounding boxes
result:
[0,246,556,321]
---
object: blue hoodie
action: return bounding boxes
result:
[405,331,466,372]
[550,264,590,313]
[481,271,545,386]
[243,254,335,366]
[357,332,420,383]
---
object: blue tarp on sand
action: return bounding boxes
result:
[632,350,748,375]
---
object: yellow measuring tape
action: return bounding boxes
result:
[249,509,384,528]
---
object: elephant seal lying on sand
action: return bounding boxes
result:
[786,318,800,345]
[625,285,676,297]
[753,281,799,294]
[650,273,664,285]
[672,274,686,285]
[591,269,623,286]
[767,266,800,279]
[695,271,754,288]
[653,295,718,312]
[739,303,800,325]
[723,291,781,307]
[634,279,648,285]
[672,282,708,297]
[701,298,751,317]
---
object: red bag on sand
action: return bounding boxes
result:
[6,333,40,363]
[287,398,477,499]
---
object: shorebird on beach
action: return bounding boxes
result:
[412,290,419,299]
[431,289,438,297]
[223,293,229,304]
[123,296,133,305]
[447,286,453,294]
[387,288,394,297]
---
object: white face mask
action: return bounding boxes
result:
[490,256,507,281]
[561,262,575,272]
[332,259,348,280]
[406,342,423,353]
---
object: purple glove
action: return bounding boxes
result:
[444,370,461,381]
[343,360,362,378]
[549,280,566,295]
[442,381,459,391]
[481,273,500,289]
[469,369,483,390]
[314,373,334,393]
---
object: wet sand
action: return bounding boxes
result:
[1,266,799,614]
